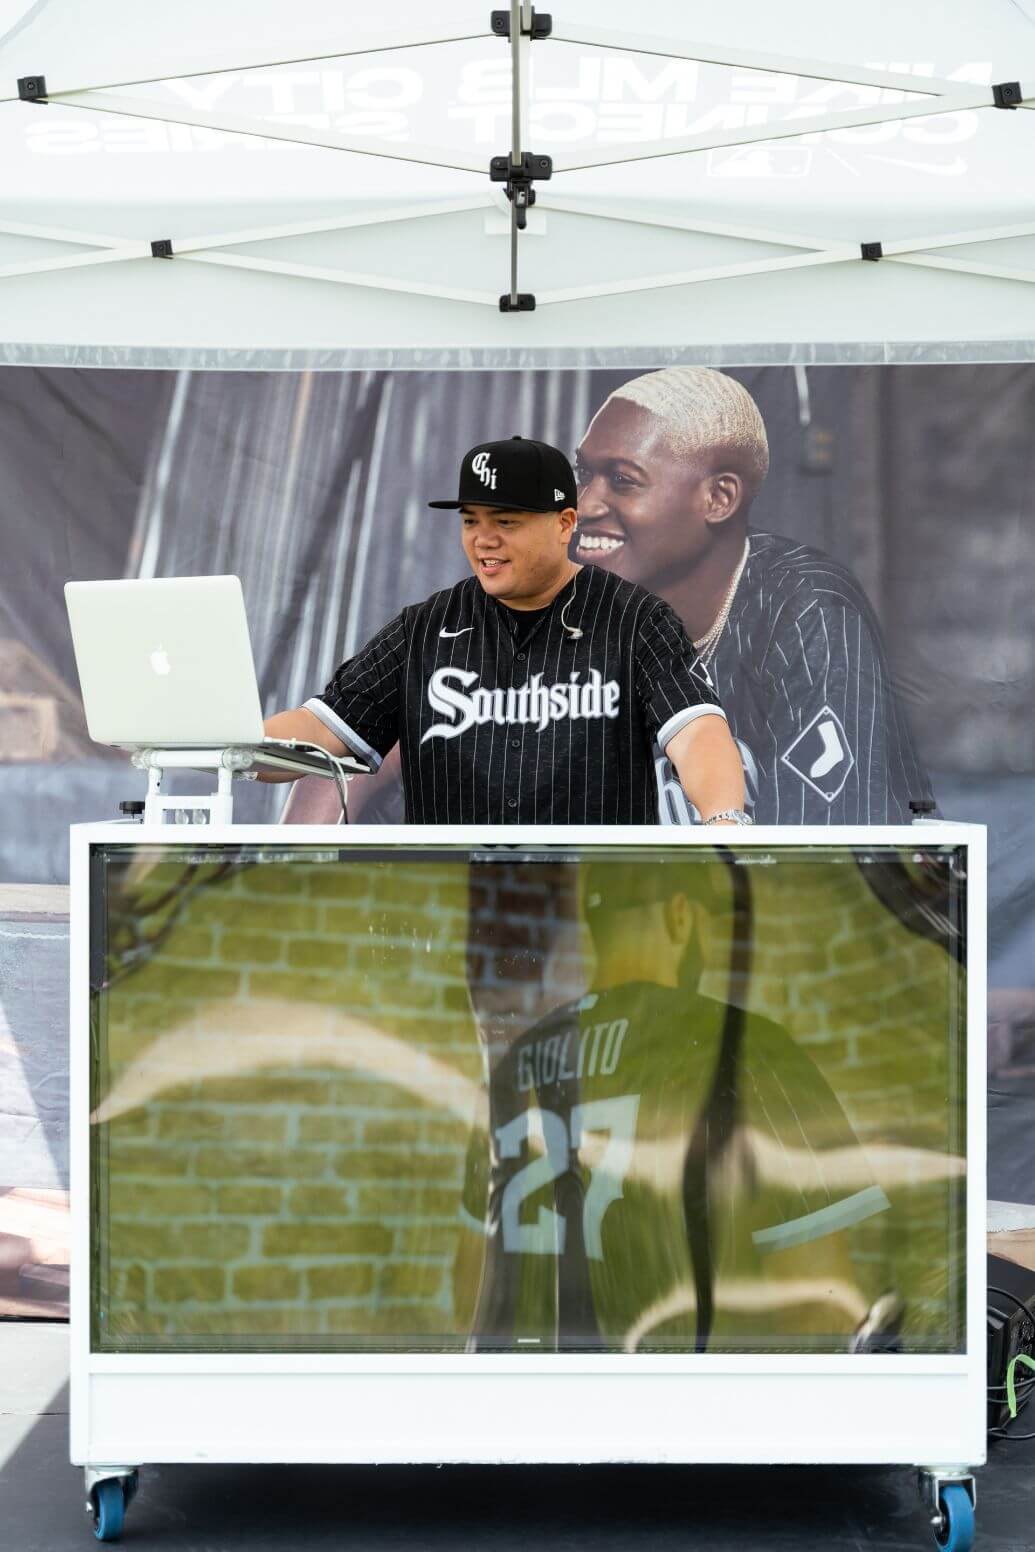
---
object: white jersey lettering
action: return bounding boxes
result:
[421,667,621,744]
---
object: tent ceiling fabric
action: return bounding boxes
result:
[0,0,1034,364]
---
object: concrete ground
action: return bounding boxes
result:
[3,1323,1034,1552]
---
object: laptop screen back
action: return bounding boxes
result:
[65,575,265,747]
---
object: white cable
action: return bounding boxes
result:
[561,569,582,639]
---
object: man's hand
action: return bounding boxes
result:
[258,707,350,781]
[664,713,746,822]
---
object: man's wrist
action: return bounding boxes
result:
[703,808,753,826]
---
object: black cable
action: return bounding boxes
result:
[988,1285,1035,1321]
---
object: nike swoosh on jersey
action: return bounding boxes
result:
[439,627,473,638]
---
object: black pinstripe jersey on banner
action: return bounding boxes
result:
[653,530,935,827]
[305,564,725,824]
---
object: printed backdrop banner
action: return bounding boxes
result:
[0,363,1032,1042]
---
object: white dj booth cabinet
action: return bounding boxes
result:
[68,821,986,1538]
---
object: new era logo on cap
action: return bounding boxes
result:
[428,435,577,514]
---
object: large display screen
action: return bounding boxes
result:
[89,841,967,1355]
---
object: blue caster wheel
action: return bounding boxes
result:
[90,1477,131,1542]
[933,1483,975,1552]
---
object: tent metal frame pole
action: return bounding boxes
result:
[547,25,975,97]
[510,0,523,166]
[509,0,522,305]
[500,0,537,310]
[0,21,488,102]
[884,253,1035,286]
[0,238,498,303]
[552,85,1021,173]
[0,198,498,258]
[184,249,498,306]
[538,195,844,251]
[534,203,1035,259]
[56,88,486,175]
[534,250,855,307]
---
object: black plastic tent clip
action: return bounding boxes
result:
[992,81,1023,108]
[490,151,552,231]
[17,75,47,103]
[491,9,553,39]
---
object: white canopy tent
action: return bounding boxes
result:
[0,0,1034,365]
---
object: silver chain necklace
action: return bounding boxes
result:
[692,537,750,666]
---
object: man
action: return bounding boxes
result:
[263,435,748,826]
[457,856,896,1353]
[573,367,935,825]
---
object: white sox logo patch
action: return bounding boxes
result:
[421,666,620,743]
[471,451,497,491]
[780,705,854,801]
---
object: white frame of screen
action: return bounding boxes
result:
[69,822,986,1468]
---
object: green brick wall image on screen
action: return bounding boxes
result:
[87,842,966,1355]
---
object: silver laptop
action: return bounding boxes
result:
[64,575,371,771]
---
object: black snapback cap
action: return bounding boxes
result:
[428,435,577,513]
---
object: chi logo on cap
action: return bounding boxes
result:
[471,451,497,491]
[427,435,576,512]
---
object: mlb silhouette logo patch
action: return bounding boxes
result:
[780,705,854,801]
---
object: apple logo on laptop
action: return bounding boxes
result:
[150,645,171,676]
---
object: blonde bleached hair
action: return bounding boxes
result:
[598,367,770,497]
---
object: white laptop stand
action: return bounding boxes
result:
[126,743,359,825]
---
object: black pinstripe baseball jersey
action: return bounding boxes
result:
[653,530,935,826]
[305,563,725,824]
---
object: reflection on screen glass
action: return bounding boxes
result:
[90,842,966,1355]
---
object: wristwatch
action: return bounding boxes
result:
[703,809,753,825]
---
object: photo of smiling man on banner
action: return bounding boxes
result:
[572,367,935,825]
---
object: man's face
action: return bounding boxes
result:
[460,505,574,604]
[572,398,717,590]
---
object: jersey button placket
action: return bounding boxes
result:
[504,645,526,815]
